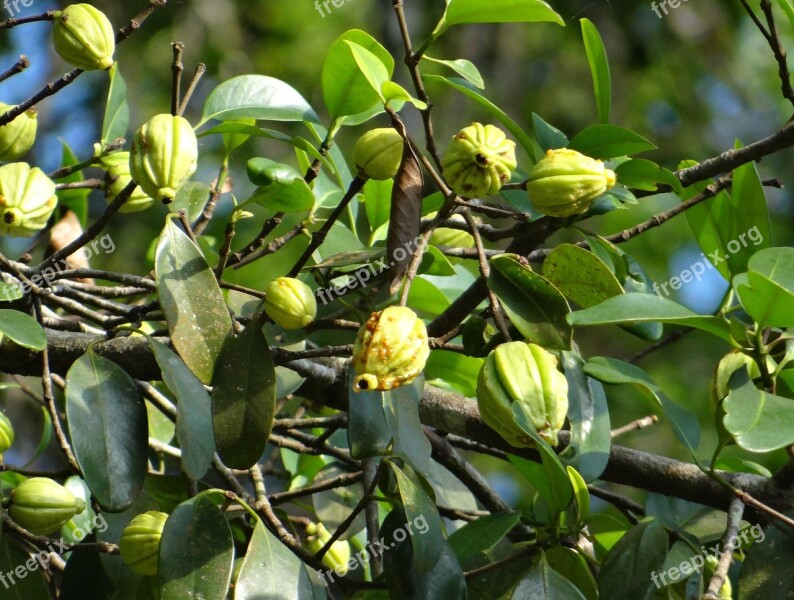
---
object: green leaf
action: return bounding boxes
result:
[734,248,794,327]
[489,253,572,350]
[101,63,129,145]
[434,0,564,38]
[597,520,668,599]
[149,338,215,480]
[545,547,599,600]
[312,463,366,539]
[423,55,484,89]
[199,74,318,126]
[0,531,50,598]
[159,495,234,600]
[169,181,211,225]
[388,461,444,571]
[347,370,392,460]
[0,309,46,350]
[424,350,482,397]
[512,552,588,599]
[155,218,232,384]
[345,40,390,102]
[567,294,733,343]
[419,245,456,277]
[541,244,624,309]
[55,143,89,226]
[381,81,428,110]
[559,351,610,482]
[776,0,794,29]
[723,369,794,452]
[0,281,23,303]
[532,113,569,152]
[615,159,682,193]
[65,348,148,511]
[384,378,433,477]
[738,518,794,599]
[569,124,656,159]
[363,178,393,236]
[580,19,611,124]
[322,30,394,118]
[447,512,521,566]
[423,75,540,161]
[211,311,276,469]
[235,519,315,599]
[584,357,700,451]
[247,158,315,213]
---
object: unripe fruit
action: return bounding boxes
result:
[0,103,37,162]
[129,114,198,204]
[51,4,115,71]
[119,511,169,576]
[353,128,403,180]
[306,522,351,575]
[8,477,86,535]
[264,277,317,329]
[704,555,733,600]
[0,412,13,454]
[477,342,569,447]
[0,162,57,237]
[100,151,154,212]
[352,306,430,392]
[442,123,516,198]
[525,148,616,218]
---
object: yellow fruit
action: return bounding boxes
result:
[52,4,115,71]
[264,277,317,329]
[441,123,516,197]
[353,128,403,180]
[0,103,37,162]
[0,163,57,237]
[119,511,169,576]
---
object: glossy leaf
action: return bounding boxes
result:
[101,63,129,146]
[345,40,390,101]
[541,244,623,309]
[615,158,681,193]
[0,530,50,598]
[211,311,276,469]
[597,520,669,599]
[347,369,392,460]
[65,348,147,510]
[569,124,656,159]
[0,309,46,350]
[159,496,234,600]
[580,19,610,124]
[512,552,588,599]
[424,350,482,397]
[489,253,572,350]
[155,218,232,384]
[447,512,521,566]
[532,113,568,152]
[545,547,599,600]
[235,519,316,599]
[56,143,89,226]
[423,55,484,89]
[169,181,211,224]
[249,178,315,213]
[435,0,564,37]
[734,247,794,327]
[383,377,433,476]
[199,74,318,126]
[149,338,215,480]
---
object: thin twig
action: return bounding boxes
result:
[170,42,184,116]
[704,496,743,600]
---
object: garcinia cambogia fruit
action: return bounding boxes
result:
[352,306,430,392]
[525,148,616,218]
[441,122,516,198]
[306,522,351,575]
[703,555,733,600]
[8,477,86,535]
[119,511,169,576]
[476,341,569,447]
[101,151,155,212]
[0,162,57,237]
[0,103,37,162]
[264,277,317,330]
[353,128,404,181]
[0,412,13,454]
[51,3,115,71]
[129,114,198,204]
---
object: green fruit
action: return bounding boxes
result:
[264,277,317,329]
[0,412,13,454]
[353,128,403,180]
[441,123,516,198]
[101,151,154,212]
[0,103,37,162]
[525,148,616,217]
[306,522,351,575]
[52,4,115,71]
[119,511,169,576]
[704,555,733,600]
[9,477,86,535]
[477,342,569,447]
[352,306,430,392]
[129,114,198,204]
[0,163,57,237]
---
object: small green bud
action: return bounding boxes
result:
[0,162,57,237]
[0,103,37,162]
[52,4,115,71]
[353,128,403,180]
[264,277,317,330]
[525,148,616,217]
[119,511,169,576]
[442,123,517,197]
[477,342,569,447]
[306,522,351,575]
[352,306,430,392]
[129,114,198,204]
[9,477,86,535]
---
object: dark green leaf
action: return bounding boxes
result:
[597,520,669,599]
[55,143,89,226]
[447,512,521,566]
[101,63,130,145]
[383,377,433,476]
[580,19,611,125]
[532,113,568,152]
[545,547,599,600]
[0,309,46,350]
[347,369,392,460]
[0,531,50,598]
[65,348,147,511]
[512,552,588,599]
[615,159,682,193]
[211,311,276,469]
[155,218,232,384]
[738,517,794,600]
[312,464,366,539]
[541,244,623,309]
[569,124,656,159]
[61,550,115,600]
